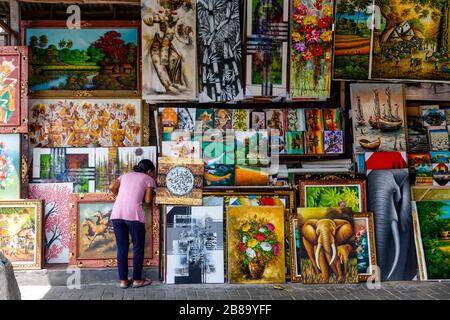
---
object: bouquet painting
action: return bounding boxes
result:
[355,223,370,273]
[290,0,334,98]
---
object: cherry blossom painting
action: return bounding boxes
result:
[28,183,73,264]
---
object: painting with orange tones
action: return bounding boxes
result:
[305,130,323,154]
[235,165,269,186]
[227,206,285,284]
[305,109,323,131]
[323,108,341,131]
[160,107,178,133]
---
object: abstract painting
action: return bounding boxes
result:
[232,109,249,131]
[197,0,243,102]
[323,130,344,154]
[204,164,235,187]
[412,201,450,280]
[165,206,224,284]
[28,183,73,264]
[23,21,139,94]
[227,206,285,283]
[0,134,21,199]
[350,83,407,153]
[299,178,367,212]
[155,157,204,205]
[290,0,335,98]
[369,0,450,82]
[353,212,378,281]
[32,148,96,193]
[429,127,449,151]
[0,200,43,270]
[297,207,358,284]
[177,107,196,131]
[333,0,371,80]
[286,109,304,131]
[245,0,289,97]
[142,0,197,101]
[0,46,28,133]
[323,108,341,130]
[29,99,142,148]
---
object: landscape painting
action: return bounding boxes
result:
[370,0,450,82]
[0,200,43,269]
[165,206,224,284]
[227,206,285,284]
[333,0,371,80]
[0,134,21,199]
[23,21,139,94]
[350,83,407,153]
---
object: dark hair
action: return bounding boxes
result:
[133,159,155,173]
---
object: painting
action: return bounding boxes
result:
[323,130,344,154]
[305,109,323,131]
[305,130,323,154]
[290,0,334,99]
[235,165,269,186]
[251,111,265,130]
[415,163,433,186]
[299,178,367,212]
[286,131,305,154]
[227,206,285,283]
[245,0,289,97]
[0,134,21,199]
[422,109,446,127]
[286,109,304,131]
[29,99,142,148]
[141,0,197,101]
[297,207,358,284]
[204,164,235,187]
[0,200,43,270]
[236,131,259,165]
[165,206,224,284]
[350,83,407,153]
[323,108,341,131]
[161,140,201,159]
[429,127,449,151]
[0,46,28,133]
[406,83,450,101]
[95,146,157,192]
[22,20,139,95]
[197,0,243,102]
[212,109,232,132]
[266,109,285,135]
[411,186,450,201]
[433,163,450,186]
[369,0,450,82]
[431,151,450,163]
[160,107,178,133]
[32,148,96,193]
[195,109,215,132]
[232,109,249,131]
[69,193,157,268]
[333,0,371,80]
[353,212,378,281]
[202,137,235,166]
[364,152,408,171]
[177,107,196,131]
[28,183,73,264]
[155,157,204,205]
[412,201,450,280]
[289,217,302,282]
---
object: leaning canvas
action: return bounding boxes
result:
[0,133,21,199]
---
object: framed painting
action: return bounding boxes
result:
[214,109,233,131]
[428,127,449,151]
[232,109,249,131]
[197,0,243,102]
[369,0,450,82]
[32,148,96,193]
[155,157,204,206]
[286,131,305,154]
[161,140,201,159]
[69,193,158,268]
[299,178,367,212]
[164,205,224,284]
[289,0,335,99]
[0,200,43,270]
[364,152,408,171]
[29,98,142,148]
[406,83,450,101]
[323,130,344,154]
[204,164,235,187]
[0,133,21,199]
[245,0,289,97]
[21,20,140,97]
[28,183,73,264]
[350,83,407,153]
[305,130,323,154]
[141,0,197,101]
[177,107,196,131]
[227,206,286,284]
[411,186,450,201]
[412,201,450,280]
[289,216,302,282]
[297,207,358,284]
[0,46,28,133]
[333,0,371,80]
[353,212,377,282]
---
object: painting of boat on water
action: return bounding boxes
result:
[350,83,407,153]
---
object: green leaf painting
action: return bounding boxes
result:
[305,185,361,212]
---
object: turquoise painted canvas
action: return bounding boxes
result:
[0,134,20,199]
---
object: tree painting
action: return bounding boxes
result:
[28,183,73,264]
[25,26,138,91]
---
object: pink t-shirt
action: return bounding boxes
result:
[111,172,156,223]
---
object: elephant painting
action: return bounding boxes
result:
[367,169,418,281]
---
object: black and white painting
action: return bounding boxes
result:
[197,0,243,102]
[165,206,224,284]
[177,107,196,131]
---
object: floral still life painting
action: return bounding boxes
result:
[0,133,21,199]
[227,206,285,284]
[353,212,377,281]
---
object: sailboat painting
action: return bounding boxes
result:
[350,83,407,153]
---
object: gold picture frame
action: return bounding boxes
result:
[353,212,378,282]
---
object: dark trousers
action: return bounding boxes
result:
[112,219,146,281]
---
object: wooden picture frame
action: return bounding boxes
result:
[0,46,28,133]
[21,20,140,98]
[353,212,377,282]
[411,186,450,201]
[69,193,159,268]
[299,177,367,212]
[289,216,302,282]
[0,199,43,270]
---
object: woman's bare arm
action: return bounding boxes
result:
[144,187,153,204]
[109,179,120,196]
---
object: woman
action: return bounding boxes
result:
[109,159,156,289]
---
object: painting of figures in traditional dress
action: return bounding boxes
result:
[246,0,289,97]
[0,134,21,199]
[290,0,335,98]
[142,0,197,101]
[197,0,243,101]
[370,0,450,82]
[350,83,407,153]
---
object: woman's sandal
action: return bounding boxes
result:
[119,278,133,289]
[132,278,152,288]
